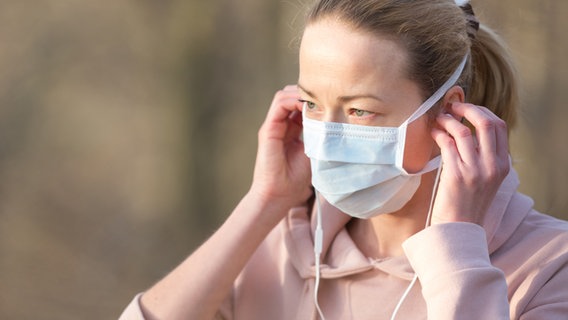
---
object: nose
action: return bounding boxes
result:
[321,109,346,123]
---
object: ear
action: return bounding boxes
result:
[441,85,465,112]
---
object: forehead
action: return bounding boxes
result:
[299,18,410,93]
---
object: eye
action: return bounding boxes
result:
[350,108,374,117]
[299,100,317,110]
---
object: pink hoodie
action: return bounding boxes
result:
[120,168,568,319]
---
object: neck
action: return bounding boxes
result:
[348,170,437,258]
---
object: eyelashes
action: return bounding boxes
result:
[299,99,380,121]
[350,108,374,118]
[298,99,317,110]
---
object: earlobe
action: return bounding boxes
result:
[441,86,465,112]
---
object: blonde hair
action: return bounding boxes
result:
[306,0,518,128]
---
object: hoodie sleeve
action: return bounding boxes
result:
[118,294,146,320]
[117,292,233,320]
[402,223,510,320]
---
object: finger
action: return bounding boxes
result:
[449,103,511,180]
[478,107,509,160]
[448,103,497,159]
[266,92,303,124]
[282,84,299,92]
[431,126,460,171]
[260,91,303,141]
[285,110,304,142]
[436,113,477,164]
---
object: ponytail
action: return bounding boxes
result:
[468,23,519,130]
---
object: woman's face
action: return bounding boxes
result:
[298,18,439,173]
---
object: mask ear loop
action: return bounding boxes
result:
[394,53,468,170]
[390,162,443,320]
[314,191,326,320]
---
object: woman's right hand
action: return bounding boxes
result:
[135,86,312,320]
[249,85,313,219]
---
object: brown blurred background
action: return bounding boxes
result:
[0,1,566,319]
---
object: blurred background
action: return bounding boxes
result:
[0,0,566,319]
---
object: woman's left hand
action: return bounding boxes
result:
[430,102,510,225]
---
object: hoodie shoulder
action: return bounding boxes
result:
[492,206,568,318]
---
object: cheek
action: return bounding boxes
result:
[402,116,437,173]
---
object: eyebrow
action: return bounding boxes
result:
[297,83,383,103]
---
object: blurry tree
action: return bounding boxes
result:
[0,0,301,318]
[475,0,568,217]
[0,1,565,319]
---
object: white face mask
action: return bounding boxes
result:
[303,54,468,219]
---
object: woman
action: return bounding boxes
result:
[120,0,568,319]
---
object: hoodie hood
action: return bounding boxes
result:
[284,167,533,280]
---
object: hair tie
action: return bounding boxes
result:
[455,1,480,39]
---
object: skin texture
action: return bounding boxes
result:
[137,17,510,319]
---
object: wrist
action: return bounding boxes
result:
[240,188,294,227]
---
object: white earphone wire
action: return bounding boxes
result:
[314,191,326,320]
[390,162,443,320]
